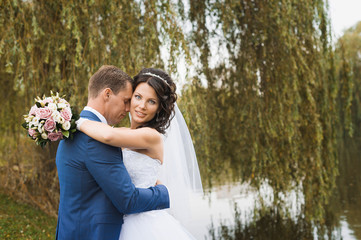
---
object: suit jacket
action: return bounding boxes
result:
[55,110,169,240]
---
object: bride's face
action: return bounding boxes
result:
[130,82,160,127]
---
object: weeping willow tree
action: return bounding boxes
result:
[336,21,361,138]
[0,0,186,215]
[0,0,353,224]
[179,0,342,220]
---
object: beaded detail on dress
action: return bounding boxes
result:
[122,149,161,188]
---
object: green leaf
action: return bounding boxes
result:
[62,130,69,138]
[22,122,28,129]
[35,102,42,108]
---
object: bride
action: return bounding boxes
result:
[77,68,203,239]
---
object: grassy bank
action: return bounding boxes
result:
[0,192,56,239]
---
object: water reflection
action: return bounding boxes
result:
[334,138,361,239]
[190,139,361,240]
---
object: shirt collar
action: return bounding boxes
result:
[84,106,108,124]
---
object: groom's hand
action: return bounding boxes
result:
[155,180,162,186]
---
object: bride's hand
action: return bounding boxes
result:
[75,118,89,131]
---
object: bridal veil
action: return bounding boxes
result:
[158,103,203,225]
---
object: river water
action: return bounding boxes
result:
[186,139,361,240]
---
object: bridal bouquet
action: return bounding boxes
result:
[22,91,79,148]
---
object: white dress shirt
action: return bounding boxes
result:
[84,106,108,124]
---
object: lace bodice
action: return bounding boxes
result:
[123,149,162,188]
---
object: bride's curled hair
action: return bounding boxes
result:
[133,68,177,134]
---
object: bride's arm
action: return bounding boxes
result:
[78,120,161,149]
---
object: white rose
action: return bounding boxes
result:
[48,103,57,111]
[62,121,71,130]
[31,116,40,126]
[60,99,71,107]
[52,111,61,122]
[41,133,48,139]
[58,116,65,124]
[57,102,67,109]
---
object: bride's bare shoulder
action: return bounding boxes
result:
[137,127,162,143]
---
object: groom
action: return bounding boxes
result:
[55,65,170,239]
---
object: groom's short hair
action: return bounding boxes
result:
[88,65,133,99]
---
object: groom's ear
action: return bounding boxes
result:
[102,88,112,102]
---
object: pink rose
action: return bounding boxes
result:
[36,107,52,119]
[60,108,72,121]
[28,129,37,139]
[44,118,56,132]
[29,105,38,116]
[43,97,53,104]
[48,131,63,141]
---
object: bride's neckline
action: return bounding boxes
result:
[123,148,162,165]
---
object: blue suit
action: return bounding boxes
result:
[55,110,169,240]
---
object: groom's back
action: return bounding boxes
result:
[56,131,123,239]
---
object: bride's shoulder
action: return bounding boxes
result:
[139,127,162,143]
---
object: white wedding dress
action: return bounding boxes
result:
[118,149,197,240]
